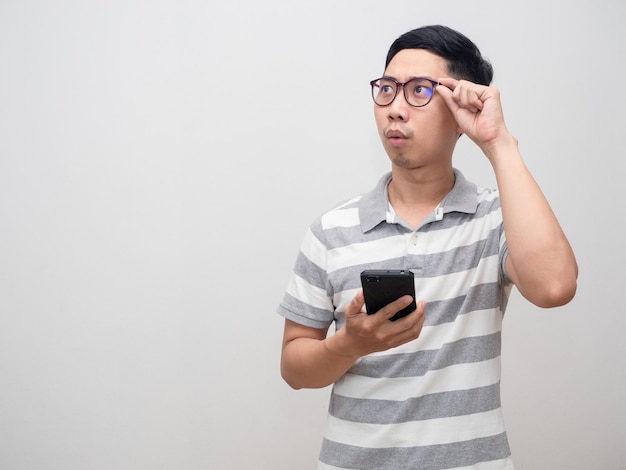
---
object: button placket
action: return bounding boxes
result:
[406,231,422,276]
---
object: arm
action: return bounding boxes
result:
[437,78,578,307]
[281,290,425,389]
[489,137,577,307]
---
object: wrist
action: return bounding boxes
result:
[482,132,519,166]
[324,328,363,360]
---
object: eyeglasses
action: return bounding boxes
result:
[370,77,439,107]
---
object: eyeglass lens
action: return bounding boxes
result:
[372,78,436,107]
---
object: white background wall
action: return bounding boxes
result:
[1,1,624,468]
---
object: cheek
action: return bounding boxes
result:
[428,104,460,136]
[373,108,387,135]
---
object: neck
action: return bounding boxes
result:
[388,167,455,228]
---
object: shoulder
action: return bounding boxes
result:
[317,195,362,230]
[310,173,390,237]
[475,183,501,209]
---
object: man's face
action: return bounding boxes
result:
[374,49,460,171]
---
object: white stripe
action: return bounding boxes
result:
[326,254,500,321]
[334,195,362,211]
[300,227,328,270]
[334,357,501,401]
[368,307,502,357]
[322,206,360,229]
[414,253,500,303]
[424,212,501,254]
[476,185,499,202]
[327,235,408,273]
[322,254,502,332]
[332,288,359,313]
[324,408,506,448]
[325,211,502,273]
[287,273,332,311]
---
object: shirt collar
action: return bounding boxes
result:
[359,168,478,233]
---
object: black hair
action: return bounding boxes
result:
[385,25,493,86]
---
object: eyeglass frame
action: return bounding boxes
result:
[370,76,440,108]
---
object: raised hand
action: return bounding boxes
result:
[436,77,512,158]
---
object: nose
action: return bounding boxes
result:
[387,87,409,121]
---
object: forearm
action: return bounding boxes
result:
[486,135,578,306]
[281,328,359,389]
[281,295,425,389]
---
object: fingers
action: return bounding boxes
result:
[347,290,425,328]
[344,291,426,353]
[435,82,456,113]
[380,295,414,321]
[394,299,425,325]
[437,78,486,113]
[458,84,484,113]
[384,299,426,345]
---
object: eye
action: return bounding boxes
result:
[377,79,396,95]
[411,84,431,98]
[405,79,435,106]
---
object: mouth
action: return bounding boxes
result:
[385,129,407,139]
[385,129,408,147]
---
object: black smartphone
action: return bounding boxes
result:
[360,269,416,322]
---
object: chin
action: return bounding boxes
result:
[391,154,419,170]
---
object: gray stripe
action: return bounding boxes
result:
[317,217,407,250]
[424,283,503,326]
[320,432,511,470]
[329,257,411,292]
[318,199,501,252]
[424,228,501,277]
[427,199,500,231]
[326,255,502,305]
[348,332,501,379]
[330,382,501,424]
[320,229,502,306]
[277,293,333,329]
[293,250,328,291]
[288,259,503,327]
[326,235,500,289]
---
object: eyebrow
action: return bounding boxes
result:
[382,75,438,82]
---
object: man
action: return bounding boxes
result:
[277,25,578,469]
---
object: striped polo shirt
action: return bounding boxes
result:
[278,169,515,470]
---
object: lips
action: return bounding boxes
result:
[385,129,409,148]
[385,129,407,139]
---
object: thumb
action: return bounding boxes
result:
[435,83,458,113]
[346,289,366,317]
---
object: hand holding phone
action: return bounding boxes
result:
[361,269,416,322]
